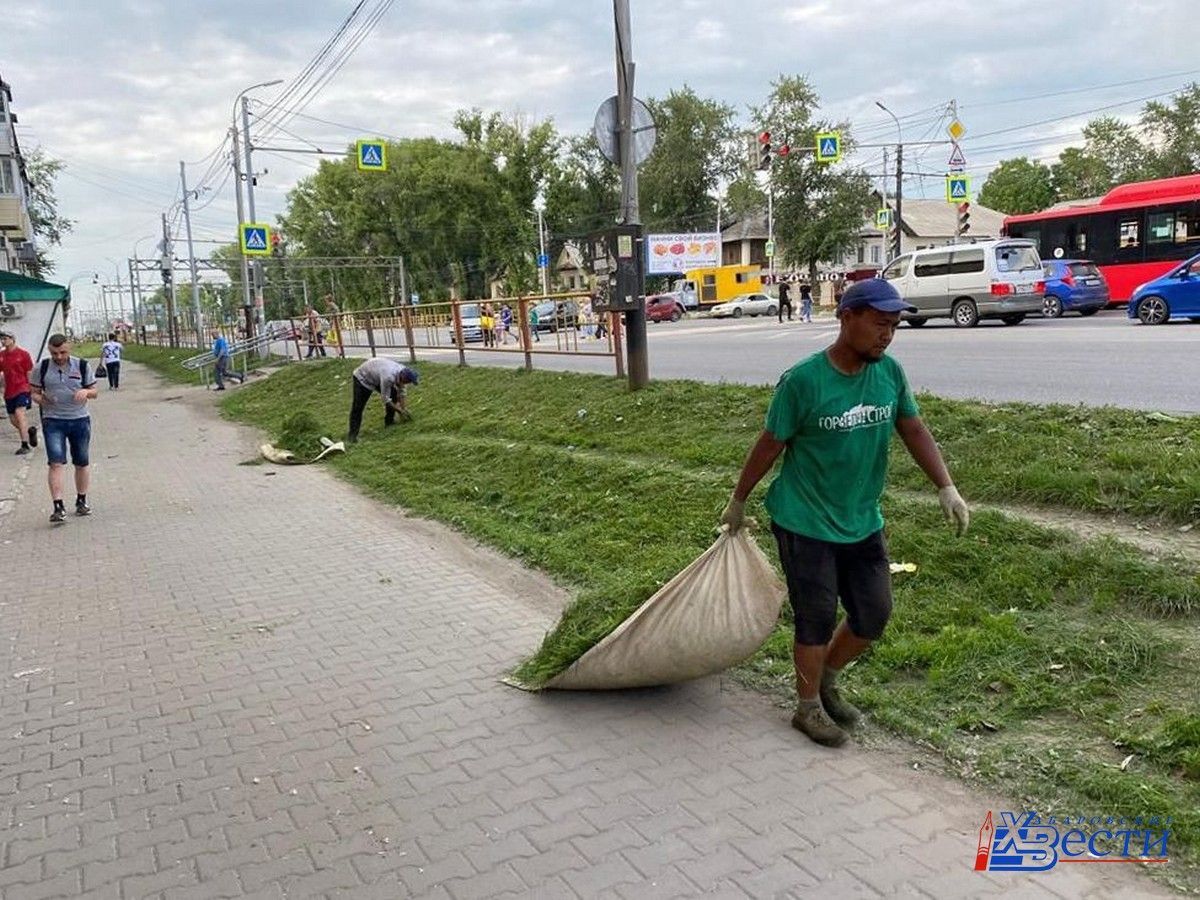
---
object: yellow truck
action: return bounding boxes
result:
[671,265,764,308]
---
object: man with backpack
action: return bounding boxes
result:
[30,334,98,524]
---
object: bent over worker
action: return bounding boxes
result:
[347,357,419,443]
[720,278,970,748]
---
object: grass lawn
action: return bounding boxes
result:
[221,359,1199,887]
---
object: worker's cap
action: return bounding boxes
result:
[837,278,917,314]
[404,367,419,385]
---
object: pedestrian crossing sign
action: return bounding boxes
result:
[946,174,970,203]
[240,223,271,256]
[875,208,892,230]
[356,139,387,171]
[815,131,842,164]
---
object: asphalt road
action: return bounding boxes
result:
[292,309,1200,413]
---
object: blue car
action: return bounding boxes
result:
[1039,259,1109,318]
[1128,252,1200,325]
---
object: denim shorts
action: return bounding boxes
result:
[43,416,91,466]
[5,392,31,415]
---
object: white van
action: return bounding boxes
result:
[881,239,1044,327]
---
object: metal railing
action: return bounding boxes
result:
[180,325,293,387]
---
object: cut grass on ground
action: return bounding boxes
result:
[222,359,1200,887]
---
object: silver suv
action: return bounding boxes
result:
[881,239,1044,327]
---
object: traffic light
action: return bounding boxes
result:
[271,231,285,256]
[160,265,173,285]
[957,201,971,236]
[758,131,771,170]
[777,143,790,158]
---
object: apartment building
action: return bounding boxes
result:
[0,74,37,275]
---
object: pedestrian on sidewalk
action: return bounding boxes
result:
[800,283,814,323]
[778,280,793,323]
[305,304,327,359]
[211,329,244,391]
[480,304,495,348]
[500,303,513,345]
[100,333,123,389]
[324,295,342,356]
[529,305,540,342]
[347,357,419,443]
[719,279,969,748]
[0,330,37,455]
[30,334,99,524]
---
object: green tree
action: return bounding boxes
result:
[978,157,1057,214]
[24,148,74,278]
[279,138,527,303]
[542,134,619,264]
[1051,146,1113,201]
[639,86,739,232]
[748,75,874,277]
[1141,83,1200,177]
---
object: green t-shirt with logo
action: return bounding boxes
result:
[764,350,919,543]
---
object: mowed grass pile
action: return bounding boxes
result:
[222,359,1199,881]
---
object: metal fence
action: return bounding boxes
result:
[280,292,625,376]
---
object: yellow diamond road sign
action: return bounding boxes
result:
[947,119,966,142]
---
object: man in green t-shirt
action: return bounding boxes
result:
[720,278,970,747]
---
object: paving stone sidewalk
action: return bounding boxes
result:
[0,363,1169,899]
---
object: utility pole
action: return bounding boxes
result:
[180,161,204,347]
[128,258,141,337]
[229,125,254,339]
[241,97,265,341]
[161,212,179,348]
[536,204,549,296]
[767,181,774,279]
[614,0,649,390]
[894,143,904,261]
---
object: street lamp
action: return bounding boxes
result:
[533,191,549,297]
[65,272,98,335]
[875,101,904,259]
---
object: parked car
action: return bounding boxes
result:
[645,293,686,322]
[881,239,1044,327]
[448,303,484,343]
[533,300,580,332]
[1128,251,1200,325]
[1039,259,1108,318]
[710,292,777,319]
[265,320,303,341]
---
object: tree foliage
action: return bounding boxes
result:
[978,157,1057,214]
[24,148,74,278]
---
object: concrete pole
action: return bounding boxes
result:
[180,161,204,347]
[537,206,549,296]
[614,0,648,390]
[242,97,266,342]
[161,212,179,347]
[229,125,253,336]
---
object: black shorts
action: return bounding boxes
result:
[771,523,893,646]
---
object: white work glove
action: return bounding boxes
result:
[719,496,746,533]
[938,485,970,537]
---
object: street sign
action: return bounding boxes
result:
[240,223,271,256]
[948,143,966,169]
[593,96,657,166]
[875,208,892,230]
[947,119,966,142]
[815,131,842,164]
[410,292,420,304]
[764,240,776,258]
[356,139,387,171]
[946,174,970,203]
[537,253,549,269]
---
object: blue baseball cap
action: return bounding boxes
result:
[404,367,419,385]
[838,278,917,314]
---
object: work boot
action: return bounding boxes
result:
[791,699,848,748]
[820,669,862,729]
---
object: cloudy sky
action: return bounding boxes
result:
[3,0,1196,313]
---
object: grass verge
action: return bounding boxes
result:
[76,341,283,387]
[221,359,1199,885]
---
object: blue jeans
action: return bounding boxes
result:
[43,416,91,466]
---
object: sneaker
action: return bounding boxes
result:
[75,499,91,517]
[14,445,29,455]
[27,425,37,448]
[791,701,849,748]
[50,506,66,524]
[214,386,226,391]
[820,678,862,729]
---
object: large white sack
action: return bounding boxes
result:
[546,527,786,690]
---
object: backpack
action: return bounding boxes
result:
[39,357,89,389]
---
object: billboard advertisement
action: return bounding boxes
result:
[645,232,721,275]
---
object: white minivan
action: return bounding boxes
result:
[880,239,1044,327]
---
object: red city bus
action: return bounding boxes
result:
[1003,173,1200,304]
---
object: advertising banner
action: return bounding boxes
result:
[645,232,721,275]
